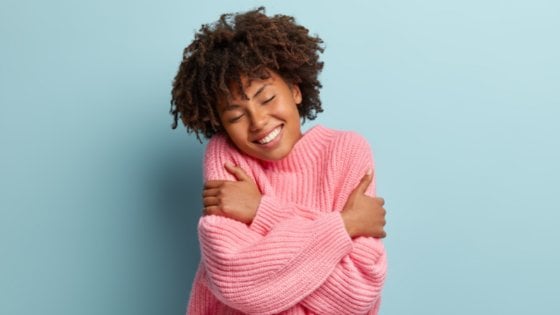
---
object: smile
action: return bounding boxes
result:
[256,126,282,144]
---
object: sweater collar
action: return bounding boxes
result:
[258,124,336,171]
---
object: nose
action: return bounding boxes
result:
[249,107,268,131]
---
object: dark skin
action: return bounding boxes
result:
[203,162,387,239]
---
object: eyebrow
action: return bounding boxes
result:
[223,83,270,112]
[252,83,269,99]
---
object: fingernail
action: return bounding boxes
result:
[366,168,373,176]
[225,161,234,168]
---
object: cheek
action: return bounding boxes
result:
[273,99,299,117]
[283,104,301,120]
[225,125,242,138]
[224,124,250,148]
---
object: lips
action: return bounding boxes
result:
[255,125,282,144]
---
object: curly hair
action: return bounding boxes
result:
[170,7,325,140]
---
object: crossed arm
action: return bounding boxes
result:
[203,162,386,238]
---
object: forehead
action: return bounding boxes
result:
[226,71,281,101]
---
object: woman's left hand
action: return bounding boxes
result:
[202,162,262,224]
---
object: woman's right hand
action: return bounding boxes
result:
[202,162,262,225]
[340,171,387,238]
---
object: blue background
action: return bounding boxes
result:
[1,0,559,314]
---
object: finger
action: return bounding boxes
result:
[203,196,220,207]
[203,206,221,216]
[372,227,386,239]
[356,170,373,194]
[204,180,226,189]
[224,162,251,182]
[375,197,385,206]
[202,188,220,198]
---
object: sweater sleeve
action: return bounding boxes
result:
[199,212,353,314]
[249,198,386,314]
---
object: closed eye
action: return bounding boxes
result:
[228,115,243,123]
[262,95,275,104]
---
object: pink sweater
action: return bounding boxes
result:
[187,125,387,315]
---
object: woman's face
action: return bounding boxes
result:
[218,71,303,161]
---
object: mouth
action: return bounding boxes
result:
[255,125,283,145]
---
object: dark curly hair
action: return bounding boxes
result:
[170,7,325,140]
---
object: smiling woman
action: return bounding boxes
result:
[170,7,387,315]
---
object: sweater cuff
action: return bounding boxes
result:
[304,212,354,271]
[250,195,287,235]
[327,212,353,252]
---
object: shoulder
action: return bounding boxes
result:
[204,133,262,181]
[305,125,373,162]
[304,125,371,151]
[327,128,375,176]
[328,128,373,155]
[316,127,376,197]
[205,133,247,163]
[205,133,234,156]
[204,134,240,180]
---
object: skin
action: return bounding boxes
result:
[202,70,387,238]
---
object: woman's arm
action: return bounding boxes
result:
[199,211,354,314]
[240,189,387,314]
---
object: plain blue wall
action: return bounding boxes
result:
[1,0,559,314]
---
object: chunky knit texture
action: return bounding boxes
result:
[187,125,387,315]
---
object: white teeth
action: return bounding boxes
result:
[258,127,281,144]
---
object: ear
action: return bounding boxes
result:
[291,84,302,105]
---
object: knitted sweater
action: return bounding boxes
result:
[187,125,387,315]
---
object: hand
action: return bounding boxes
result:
[340,170,387,238]
[202,162,262,224]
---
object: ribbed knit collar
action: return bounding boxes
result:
[259,124,336,172]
